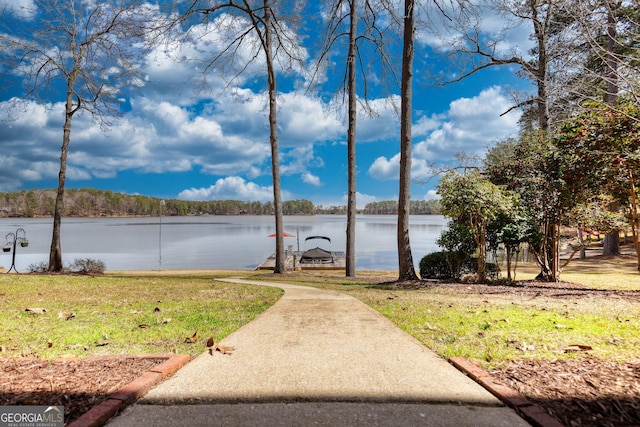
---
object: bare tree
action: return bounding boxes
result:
[397,0,420,281]
[436,0,561,131]
[313,0,398,277]
[346,0,359,277]
[559,0,640,256]
[0,0,154,272]
[188,0,306,274]
[559,0,640,106]
[433,0,569,281]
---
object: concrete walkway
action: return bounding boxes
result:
[107,278,530,427]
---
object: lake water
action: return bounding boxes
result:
[0,215,448,272]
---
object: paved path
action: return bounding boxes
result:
[108,278,529,426]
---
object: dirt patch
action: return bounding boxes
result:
[0,355,169,424]
[491,358,640,427]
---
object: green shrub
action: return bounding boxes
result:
[420,252,500,281]
[462,257,500,280]
[420,251,458,280]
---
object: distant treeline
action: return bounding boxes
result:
[0,189,440,217]
[362,199,441,215]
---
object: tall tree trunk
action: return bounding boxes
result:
[551,221,559,281]
[531,0,549,133]
[345,0,358,277]
[628,169,640,272]
[397,0,419,281]
[49,92,74,272]
[530,0,559,281]
[264,0,285,273]
[477,222,487,282]
[603,0,621,256]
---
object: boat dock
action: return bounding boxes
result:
[256,250,346,271]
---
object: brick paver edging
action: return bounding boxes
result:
[448,357,564,427]
[66,353,190,427]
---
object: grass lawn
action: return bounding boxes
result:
[0,271,283,358]
[243,258,640,368]
[1,257,638,369]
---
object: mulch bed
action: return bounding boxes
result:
[3,355,639,426]
[380,278,640,302]
[0,355,170,424]
[491,358,640,427]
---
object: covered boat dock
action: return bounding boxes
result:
[256,250,346,270]
[257,235,345,270]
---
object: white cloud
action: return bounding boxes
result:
[416,0,533,58]
[0,95,275,190]
[301,172,321,186]
[278,92,343,147]
[367,153,436,181]
[0,0,36,20]
[369,86,520,181]
[368,155,399,180]
[356,96,400,142]
[423,190,440,200]
[352,192,379,210]
[414,86,520,161]
[178,176,282,201]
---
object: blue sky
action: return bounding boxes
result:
[0,1,531,208]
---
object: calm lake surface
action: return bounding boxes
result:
[0,215,448,272]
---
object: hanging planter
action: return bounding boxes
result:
[3,246,10,253]
[20,242,28,247]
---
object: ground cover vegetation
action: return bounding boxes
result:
[0,261,638,425]
[0,271,282,423]
[0,272,282,358]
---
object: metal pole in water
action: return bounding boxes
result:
[159,199,165,269]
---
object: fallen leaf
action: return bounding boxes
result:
[138,324,151,329]
[153,307,161,312]
[209,344,235,355]
[185,332,198,344]
[517,341,535,351]
[47,341,53,348]
[159,318,172,324]
[25,307,47,314]
[423,322,438,331]
[58,311,75,320]
[95,340,112,346]
[564,344,593,353]
[206,336,215,347]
